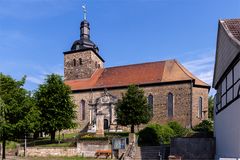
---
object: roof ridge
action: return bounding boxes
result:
[105,59,175,69]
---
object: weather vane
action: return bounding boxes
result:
[82,4,87,20]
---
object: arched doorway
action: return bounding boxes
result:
[104,119,109,130]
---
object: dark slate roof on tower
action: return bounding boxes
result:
[71,20,99,53]
[65,60,210,91]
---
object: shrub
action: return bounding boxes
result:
[193,120,213,133]
[167,121,187,137]
[193,120,213,137]
[138,124,174,146]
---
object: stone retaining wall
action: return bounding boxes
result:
[18,140,111,158]
[18,147,79,157]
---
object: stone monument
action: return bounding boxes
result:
[96,112,105,137]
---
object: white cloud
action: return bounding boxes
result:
[26,64,64,85]
[182,49,215,91]
[27,76,43,85]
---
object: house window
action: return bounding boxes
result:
[79,58,82,65]
[167,93,174,118]
[198,97,203,118]
[148,94,153,114]
[73,59,76,67]
[80,100,85,120]
[215,59,240,114]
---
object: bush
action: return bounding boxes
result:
[138,124,174,146]
[192,120,213,137]
[168,121,187,137]
[193,120,213,133]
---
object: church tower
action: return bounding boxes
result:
[64,18,104,81]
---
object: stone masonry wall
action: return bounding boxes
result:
[18,141,111,158]
[192,87,209,126]
[18,147,79,157]
[64,50,104,80]
[72,82,198,132]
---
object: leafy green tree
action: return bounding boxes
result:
[208,96,214,120]
[34,74,76,141]
[115,85,151,133]
[0,73,40,159]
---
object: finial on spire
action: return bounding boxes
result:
[82,4,87,20]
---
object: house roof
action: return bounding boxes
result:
[221,19,240,43]
[212,19,240,88]
[65,59,210,91]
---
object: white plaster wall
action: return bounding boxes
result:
[215,98,240,159]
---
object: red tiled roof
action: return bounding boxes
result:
[65,60,210,91]
[221,19,240,42]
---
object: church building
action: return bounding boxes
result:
[64,18,210,132]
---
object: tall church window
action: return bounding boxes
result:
[167,93,174,118]
[198,97,203,118]
[79,58,82,65]
[148,94,153,115]
[80,100,85,120]
[73,59,76,67]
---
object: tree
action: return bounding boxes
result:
[34,74,76,141]
[208,96,214,120]
[0,73,40,159]
[115,85,151,133]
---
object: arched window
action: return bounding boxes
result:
[73,59,76,67]
[80,100,85,120]
[167,93,174,118]
[198,97,203,118]
[148,94,153,106]
[79,58,82,65]
[148,94,153,115]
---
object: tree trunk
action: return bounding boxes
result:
[50,131,56,142]
[131,125,135,133]
[2,138,6,159]
[33,132,39,139]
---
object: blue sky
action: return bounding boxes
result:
[0,0,239,94]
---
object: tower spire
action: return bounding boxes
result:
[82,4,87,20]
